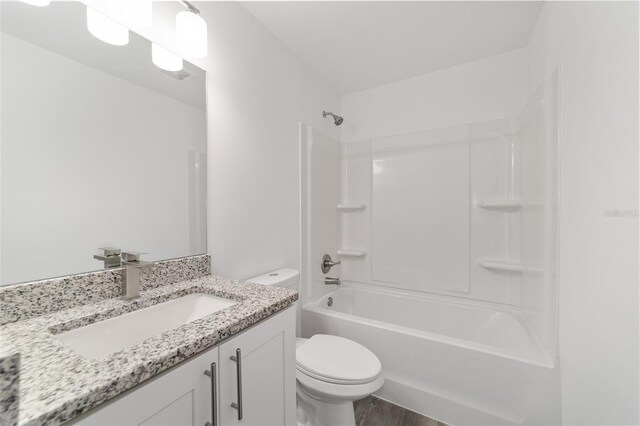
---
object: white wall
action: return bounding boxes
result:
[340,48,527,143]
[124,2,340,280]
[200,2,340,280]
[527,2,639,424]
[1,33,206,284]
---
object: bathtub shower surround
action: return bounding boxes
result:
[344,72,559,360]
[301,66,560,424]
[300,124,343,304]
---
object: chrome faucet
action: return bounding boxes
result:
[120,252,156,300]
[324,277,341,286]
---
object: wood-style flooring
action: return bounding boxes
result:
[354,396,448,426]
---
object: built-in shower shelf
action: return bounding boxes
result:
[476,200,544,209]
[477,258,543,273]
[337,203,367,211]
[337,249,367,257]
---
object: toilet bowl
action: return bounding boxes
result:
[247,269,384,426]
[295,335,384,426]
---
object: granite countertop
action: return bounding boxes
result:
[0,275,298,426]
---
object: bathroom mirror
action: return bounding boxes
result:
[0,2,207,285]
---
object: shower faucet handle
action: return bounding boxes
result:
[321,254,341,274]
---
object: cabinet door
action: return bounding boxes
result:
[218,307,296,426]
[71,346,219,426]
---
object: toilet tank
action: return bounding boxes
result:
[246,268,299,291]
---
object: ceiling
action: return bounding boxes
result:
[242,1,543,94]
[1,1,205,109]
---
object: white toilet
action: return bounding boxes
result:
[247,269,384,426]
[295,335,384,426]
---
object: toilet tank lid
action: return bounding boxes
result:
[246,268,299,287]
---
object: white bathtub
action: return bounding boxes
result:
[301,285,560,425]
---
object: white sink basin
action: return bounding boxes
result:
[56,293,236,359]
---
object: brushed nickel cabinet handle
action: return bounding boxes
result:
[204,362,217,426]
[229,348,243,420]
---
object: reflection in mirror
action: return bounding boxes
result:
[0,1,207,285]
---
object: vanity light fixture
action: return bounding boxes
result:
[86,6,129,46]
[152,43,183,71]
[176,1,207,59]
[18,0,50,6]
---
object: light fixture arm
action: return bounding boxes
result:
[179,0,200,15]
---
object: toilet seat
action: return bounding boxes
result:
[296,334,383,393]
[297,368,385,402]
[297,364,377,385]
[296,334,382,385]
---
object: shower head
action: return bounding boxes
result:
[323,111,343,126]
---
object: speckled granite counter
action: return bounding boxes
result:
[0,274,297,426]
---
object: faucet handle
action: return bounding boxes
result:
[321,254,341,274]
[121,251,147,262]
[94,247,121,268]
[122,251,156,271]
[98,247,121,257]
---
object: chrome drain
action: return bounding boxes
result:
[327,297,333,307]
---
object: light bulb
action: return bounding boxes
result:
[176,11,207,59]
[152,43,183,71]
[87,7,129,46]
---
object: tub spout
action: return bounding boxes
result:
[325,277,341,286]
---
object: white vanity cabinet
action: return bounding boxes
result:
[218,307,296,426]
[72,306,296,426]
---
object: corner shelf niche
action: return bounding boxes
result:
[477,258,543,273]
[337,249,367,257]
[337,203,367,212]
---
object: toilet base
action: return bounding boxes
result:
[297,382,356,426]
